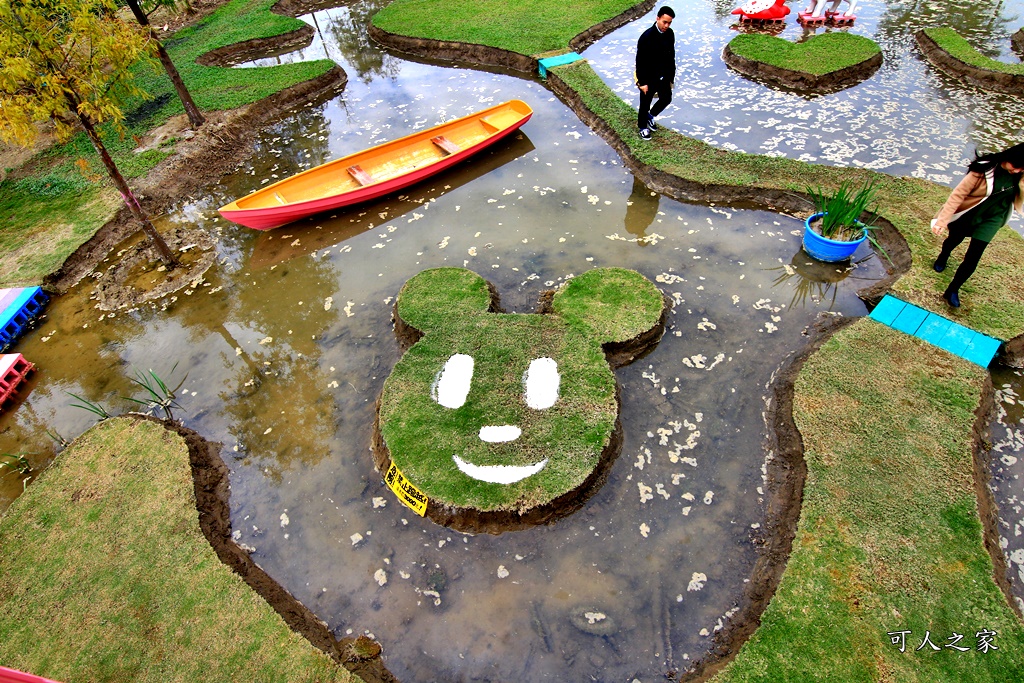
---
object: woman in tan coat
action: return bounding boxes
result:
[932,143,1024,308]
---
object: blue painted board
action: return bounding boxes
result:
[962,334,1001,367]
[868,295,906,325]
[0,288,38,331]
[916,313,954,345]
[936,322,975,357]
[538,52,581,78]
[891,305,929,335]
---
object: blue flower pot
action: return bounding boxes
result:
[802,213,867,262]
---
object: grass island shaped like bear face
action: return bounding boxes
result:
[375,267,667,532]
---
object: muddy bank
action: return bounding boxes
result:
[916,29,1024,96]
[145,414,398,683]
[44,65,347,295]
[722,43,882,95]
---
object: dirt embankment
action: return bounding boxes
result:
[367,0,656,74]
[43,0,350,296]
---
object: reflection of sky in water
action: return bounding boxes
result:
[587,0,1024,184]
[2,0,1024,679]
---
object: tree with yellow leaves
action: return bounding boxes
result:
[0,0,177,266]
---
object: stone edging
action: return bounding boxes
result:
[916,29,1024,95]
[143,414,399,683]
[722,42,883,94]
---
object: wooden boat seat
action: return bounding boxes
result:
[274,192,286,205]
[431,136,460,156]
[348,165,374,186]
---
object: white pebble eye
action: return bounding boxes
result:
[524,357,560,410]
[432,354,474,409]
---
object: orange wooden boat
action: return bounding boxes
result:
[218,99,533,230]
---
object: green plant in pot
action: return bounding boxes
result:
[803,179,885,262]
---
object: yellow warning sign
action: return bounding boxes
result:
[384,462,428,516]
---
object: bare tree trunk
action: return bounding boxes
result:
[77,111,178,267]
[125,0,205,129]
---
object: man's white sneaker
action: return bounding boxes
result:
[639,127,652,140]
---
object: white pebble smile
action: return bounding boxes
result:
[452,455,548,484]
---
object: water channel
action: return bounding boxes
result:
[3,0,1024,680]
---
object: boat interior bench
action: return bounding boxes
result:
[431,136,460,155]
[348,165,374,186]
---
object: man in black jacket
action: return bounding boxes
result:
[635,6,675,140]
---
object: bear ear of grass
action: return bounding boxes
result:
[552,268,664,343]
[396,267,493,332]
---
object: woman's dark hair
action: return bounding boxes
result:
[968,141,1024,175]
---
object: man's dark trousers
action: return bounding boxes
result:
[638,77,672,130]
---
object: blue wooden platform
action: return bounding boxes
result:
[0,286,48,352]
[868,294,1001,367]
[538,52,582,78]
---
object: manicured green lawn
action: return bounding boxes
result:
[380,268,662,511]
[0,417,357,683]
[373,0,637,56]
[718,320,1024,682]
[923,27,1024,75]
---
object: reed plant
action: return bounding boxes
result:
[123,366,186,421]
[0,453,30,477]
[806,179,878,241]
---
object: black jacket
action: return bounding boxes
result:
[635,23,675,87]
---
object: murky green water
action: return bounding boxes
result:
[3,0,1024,680]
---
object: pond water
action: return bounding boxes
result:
[988,366,1024,614]
[3,0,1024,680]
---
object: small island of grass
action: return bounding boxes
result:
[724,31,883,93]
